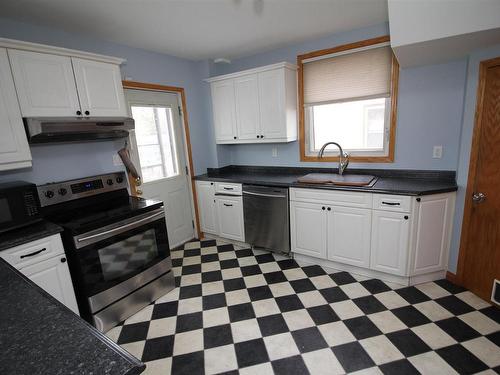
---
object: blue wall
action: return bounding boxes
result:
[209,23,468,171]
[0,16,221,183]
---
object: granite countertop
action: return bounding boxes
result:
[0,258,145,375]
[0,220,64,252]
[195,165,458,196]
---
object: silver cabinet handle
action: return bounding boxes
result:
[472,192,486,203]
[223,203,233,207]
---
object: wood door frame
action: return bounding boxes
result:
[455,56,500,284]
[122,80,201,240]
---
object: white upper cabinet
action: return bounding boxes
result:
[211,80,237,142]
[234,74,260,140]
[72,58,127,117]
[207,62,297,144]
[8,50,81,117]
[0,48,31,171]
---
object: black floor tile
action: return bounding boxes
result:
[275,294,305,312]
[437,344,488,374]
[179,284,202,299]
[391,305,431,327]
[272,355,309,375]
[176,312,203,333]
[277,258,300,270]
[172,258,183,267]
[220,259,239,269]
[171,351,204,375]
[433,279,466,294]
[255,253,275,263]
[386,329,431,357]
[228,302,256,322]
[395,287,431,304]
[360,279,391,294]
[247,285,273,301]
[184,248,201,257]
[203,324,233,349]
[329,271,357,285]
[117,322,150,344]
[319,286,349,303]
[332,341,375,373]
[235,248,254,258]
[201,270,222,283]
[202,293,227,310]
[307,305,339,325]
[263,271,287,284]
[291,326,329,353]
[435,317,481,342]
[200,239,216,247]
[301,265,327,277]
[216,244,234,252]
[234,338,269,368]
[151,301,178,319]
[379,359,419,375]
[290,278,316,293]
[223,278,246,291]
[200,253,219,263]
[257,314,289,336]
[435,295,475,315]
[352,295,387,315]
[181,264,201,275]
[480,306,500,324]
[142,335,174,362]
[343,316,382,340]
[240,264,261,276]
[486,331,500,346]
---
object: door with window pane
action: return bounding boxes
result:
[125,89,194,248]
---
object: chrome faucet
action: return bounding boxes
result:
[318,142,350,175]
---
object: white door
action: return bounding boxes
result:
[8,49,81,117]
[126,89,195,248]
[20,256,79,314]
[0,48,32,171]
[211,80,237,141]
[371,210,410,276]
[290,201,327,259]
[234,74,261,140]
[196,181,218,235]
[258,69,286,139]
[216,196,244,241]
[327,206,371,267]
[72,58,127,117]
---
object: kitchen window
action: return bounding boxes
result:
[298,36,399,162]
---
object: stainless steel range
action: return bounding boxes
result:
[38,172,174,332]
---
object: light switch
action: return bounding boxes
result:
[433,146,443,159]
[272,147,278,157]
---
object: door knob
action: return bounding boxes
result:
[472,192,486,203]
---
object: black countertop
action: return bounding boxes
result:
[195,165,458,196]
[0,258,145,375]
[0,220,64,252]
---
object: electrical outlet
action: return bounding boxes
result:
[113,154,124,166]
[433,145,443,159]
[272,147,278,157]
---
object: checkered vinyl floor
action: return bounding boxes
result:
[106,239,500,374]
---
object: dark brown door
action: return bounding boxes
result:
[458,57,500,302]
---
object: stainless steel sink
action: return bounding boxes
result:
[297,173,377,187]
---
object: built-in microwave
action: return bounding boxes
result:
[0,181,42,234]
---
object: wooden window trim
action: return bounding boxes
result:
[297,35,399,163]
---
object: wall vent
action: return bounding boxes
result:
[491,279,500,305]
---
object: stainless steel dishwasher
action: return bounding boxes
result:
[242,185,290,254]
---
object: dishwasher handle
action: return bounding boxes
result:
[243,190,287,199]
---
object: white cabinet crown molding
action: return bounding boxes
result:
[0,37,125,65]
[204,62,297,83]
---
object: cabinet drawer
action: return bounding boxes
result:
[215,182,242,195]
[290,188,372,209]
[0,234,65,269]
[373,194,412,213]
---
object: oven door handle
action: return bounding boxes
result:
[76,209,165,244]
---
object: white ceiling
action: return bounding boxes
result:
[0,0,388,61]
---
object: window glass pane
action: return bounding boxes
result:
[310,97,386,153]
[131,106,179,182]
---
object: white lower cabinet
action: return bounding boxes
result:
[216,195,245,242]
[196,181,218,235]
[370,210,410,276]
[290,201,327,259]
[1,234,79,314]
[327,206,371,268]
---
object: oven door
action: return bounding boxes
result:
[72,207,171,313]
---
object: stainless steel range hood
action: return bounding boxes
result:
[24,117,135,144]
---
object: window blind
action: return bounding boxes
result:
[303,45,392,106]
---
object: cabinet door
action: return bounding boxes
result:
[234,74,261,140]
[371,210,410,276]
[72,58,127,117]
[290,201,327,259]
[8,50,81,117]
[411,193,454,275]
[196,181,218,235]
[327,206,371,267]
[211,80,237,142]
[216,196,244,241]
[20,256,79,314]
[0,48,31,171]
[258,69,286,139]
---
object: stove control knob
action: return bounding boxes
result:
[58,188,67,196]
[44,190,54,199]
[116,176,124,184]
[106,179,114,186]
